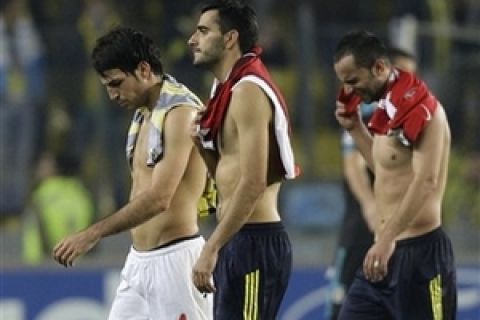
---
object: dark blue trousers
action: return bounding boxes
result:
[339,228,457,320]
[213,222,292,320]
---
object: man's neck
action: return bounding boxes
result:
[212,51,242,83]
[373,67,396,102]
[144,75,164,110]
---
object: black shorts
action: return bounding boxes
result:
[326,204,374,320]
[336,219,374,292]
[326,238,373,320]
[339,227,457,320]
[213,222,292,320]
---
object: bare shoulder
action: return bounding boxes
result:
[429,103,450,134]
[420,102,451,146]
[163,104,198,142]
[166,104,197,122]
[230,81,271,120]
[433,103,447,122]
[164,104,197,129]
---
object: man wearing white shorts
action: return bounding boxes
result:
[110,236,210,319]
[53,26,213,320]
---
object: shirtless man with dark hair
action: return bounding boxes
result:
[53,26,212,320]
[334,30,456,320]
[188,1,297,318]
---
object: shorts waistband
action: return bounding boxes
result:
[130,234,202,258]
[239,221,285,234]
[148,234,200,251]
[396,227,445,248]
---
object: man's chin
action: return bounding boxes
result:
[119,103,135,110]
[192,60,209,69]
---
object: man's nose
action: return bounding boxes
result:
[107,87,118,101]
[187,33,197,47]
[344,84,354,92]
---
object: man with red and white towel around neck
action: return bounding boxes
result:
[334,30,457,320]
[188,0,298,318]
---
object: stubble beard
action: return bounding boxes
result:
[192,39,224,70]
[363,81,386,103]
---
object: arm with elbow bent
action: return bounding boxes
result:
[335,101,375,171]
[344,150,376,231]
[362,110,447,282]
[192,82,270,293]
[347,123,375,172]
[52,106,198,267]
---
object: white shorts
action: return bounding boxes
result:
[108,236,213,320]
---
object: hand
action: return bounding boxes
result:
[190,109,205,146]
[52,229,99,267]
[335,100,360,131]
[192,244,217,294]
[363,239,395,282]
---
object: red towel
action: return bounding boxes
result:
[367,70,437,145]
[337,86,363,115]
[199,47,298,178]
[200,47,288,144]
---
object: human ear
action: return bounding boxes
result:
[136,61,152,80]
[224,30,239,49]
[371,59,387,76]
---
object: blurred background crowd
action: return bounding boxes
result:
[1,0,479,268]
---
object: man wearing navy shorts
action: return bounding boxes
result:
[334,30,457,319]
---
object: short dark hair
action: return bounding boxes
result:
[201,0,258,53]
[91,26,163,77]
[334,30,388,69]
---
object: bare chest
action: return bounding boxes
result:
[372,135,412,171]
[215,113,239,197]
[217,109,238,156]
[131,121,153,187]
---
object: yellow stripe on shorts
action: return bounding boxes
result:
[243,269,260,320]
[429,274,443,320]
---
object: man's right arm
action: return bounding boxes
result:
[344,150,376,231]
[90,106,198,237]
[335,101,375,171]
[53,106,200,266]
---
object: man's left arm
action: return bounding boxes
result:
[193,82,270,293]
[364,107,447,281]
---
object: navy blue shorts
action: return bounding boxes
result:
[213,222,292,320]
[338,227,457,320]
[326,238,373,320]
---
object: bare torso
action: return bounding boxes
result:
[129,112,206,250]
[372,105,450,240]
[215,98,285,223]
